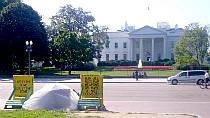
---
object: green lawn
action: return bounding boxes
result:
[0,110,101,118]
[71,70,180,77]
[0,110,66,118]
[34,67,180,77]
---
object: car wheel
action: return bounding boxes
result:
[197,79,204,85]
[172,79,178,85]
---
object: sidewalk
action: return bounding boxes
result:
[0,77,167,83]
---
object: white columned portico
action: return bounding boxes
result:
[140,39,143,60]
[163,36,166,58]
[151,38,155,61]
[128,25,172,62]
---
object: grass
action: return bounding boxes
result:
[0,110,102,118]
[71,70,181,77]
[32,67,181,77]
[0,110,66,118]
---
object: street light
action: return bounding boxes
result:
[26,40,33,75]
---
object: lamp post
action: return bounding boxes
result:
[26,40,33,75]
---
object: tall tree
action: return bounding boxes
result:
[50,5,95,35]
[6,0,21,3]
[50,30,95,72]
[0,0,21,10]
[92,25,109,62]
[0,2,48,72]
[0,0,7,10]
[49,4,108,64]
[174,23,209,69]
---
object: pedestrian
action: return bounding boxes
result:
[133,71,135,78]
[135,70,139,81]
[204,71,209,84]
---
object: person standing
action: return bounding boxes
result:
[135,70,139,81]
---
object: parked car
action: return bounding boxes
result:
[167,70,209,85]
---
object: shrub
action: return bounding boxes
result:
[98,59,175,66]
[65,63,96,71]
[98,60,137,66]
[175,64,209,70]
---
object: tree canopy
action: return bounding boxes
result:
[0,2,48,72]
[50,30,95,70]
[174,23,209,69]
[50,5,95,34]
[0,0,20,10]
[48,4,108,69]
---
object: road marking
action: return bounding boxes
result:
[105,100,210,104]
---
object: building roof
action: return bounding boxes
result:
[107,31,129,38]
[164,28,184,37]
[129,25,167,35]
[107,25,184,39]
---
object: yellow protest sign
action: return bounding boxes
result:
[81,75,103,99]
[13,75,33,98]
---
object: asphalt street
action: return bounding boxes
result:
[0,81,209,118]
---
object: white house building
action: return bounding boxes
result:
[101,25,183,62]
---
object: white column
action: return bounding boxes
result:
[130,39,133,61]
[152,38,155,61]
[163,37,166,59]
[140,39,143,60]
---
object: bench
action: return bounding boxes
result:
[78,98,101,110]
[4,87,33,109]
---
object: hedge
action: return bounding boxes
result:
[98,59,175,66]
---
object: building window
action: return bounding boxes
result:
[171,53,174,60]
[158,53,161,60]
[105,40,110,48]
[115,43,118,48]
[136,54,139,61]
[115,54,118,60]
[123,54,127,60]
[106,54,109,61]
[171,41,175,60]
[136,41,139,48]
[147,57,151,62]
[123,42,127,48]
[171,41,174,49]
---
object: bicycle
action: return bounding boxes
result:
[199,79,210,89]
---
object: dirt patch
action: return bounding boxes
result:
[68,111,198,118]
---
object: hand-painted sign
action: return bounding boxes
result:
[13,75,33,98]
[81,75,103,98]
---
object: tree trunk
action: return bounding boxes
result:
[68,70,71,75]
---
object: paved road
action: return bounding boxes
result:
[0,77,167,83]
[1,82,209,118]
[103,83,210,118]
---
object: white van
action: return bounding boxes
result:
[167,70,208,85]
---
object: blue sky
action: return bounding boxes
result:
[23,0,210,31]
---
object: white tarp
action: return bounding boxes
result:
[22,83,79,110]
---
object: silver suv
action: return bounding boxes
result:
[167,70,208,85]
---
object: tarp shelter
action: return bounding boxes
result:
[22,84,79,110]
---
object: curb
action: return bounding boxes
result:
[69,111,200,118]
[56,81,167,84]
